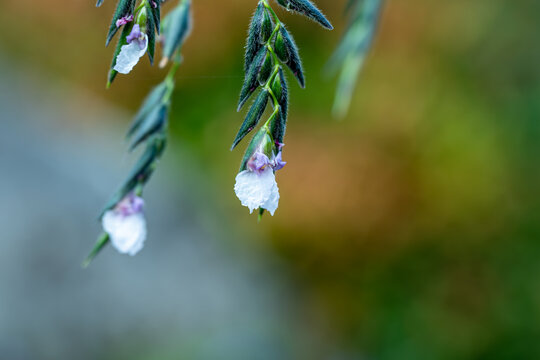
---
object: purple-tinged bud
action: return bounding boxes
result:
[126,24,147,50]
[102,192,146,256]
[247,152,271,174]
[273,151,286,171]
[116,14,134,28]
[116,192,145,216]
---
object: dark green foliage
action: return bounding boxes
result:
[270,106,287,144]
[275,68,288,115]
[146,2,156,64]
[162,0,192,61]
[238,46,268,111]
[270,69,288,144]
[245,2,266,72]
[258,52,274,85]
[126,81,171,150]
[127,82,168,137]
[270,71,282,100]
[105,0,137,46]
[279,26,305,88]
[129,103,169,150]
[274,30,289,63]
[151,0,161,34]
[274,0,333,29]
[96,0,104,7]
[231,89,270,150]
[261,9,274,43]
[234,0,332,165]
[100,135,167,217]
[89,0,194,265]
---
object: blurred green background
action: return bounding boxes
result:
[1,0,540,359]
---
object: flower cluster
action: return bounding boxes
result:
[100,0,162,87]
[231,0,332,217]
[85,0,192,266]
[235,129,286,215]
[86,0,337,266]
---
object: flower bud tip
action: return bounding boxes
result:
[159,57,169,68]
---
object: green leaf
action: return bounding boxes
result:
[274,30,289,63]
[100,136,166,217]
[274,0,333,30]
[278,26,305,88]
[127,82,168,138]
[270,68,288,143]
[261,9,274,43]
[231,89,269,150]
[96,0,105,7]
[145,2,156,64]
[129,103,169,150]
[105,0,137,46]
[245,2,265,72]
[270,106,287,145]
[151,0,161,34]
[238,46,267,111]
[258,51,274,85]
[161,0,192,63]
[276,67,289,114]
[270,67,283,100]
[82,232,109,268]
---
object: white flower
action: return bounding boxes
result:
[102,194,147,256]
[113,25,148,74]
[234,167,280,215]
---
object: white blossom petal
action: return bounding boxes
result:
[113,35,148,74]
[234,168,279,214]
[261,181,280,215]
[102,211,147,256]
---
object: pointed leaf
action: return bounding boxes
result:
[275,0,333,29]
[279,26,304,88]
[82,233,109,268]
[277,67,289,114]
[106,0,137,46]
[258,51,273,85]
[245,2,265,72]
[129,103,169,150]
[151,0,161,34]
[231,89,269,150]
[146,2,156,64]
[127,82,168,137]
[261,9,274,43]
[238,46,267,111]
[100,136,166,217]
[270,69,288,143]
[274,29,289,63]
[162,0,192,62]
